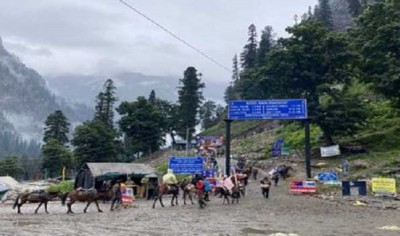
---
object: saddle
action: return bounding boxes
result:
[76,188,97,197]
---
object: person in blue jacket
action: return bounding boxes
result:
[204,178,211,201]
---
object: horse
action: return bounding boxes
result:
[214,186,240,205]
[179,179,196,205]
[152,183,180,208]
[278,165,294,180]
[61,188,114,214]
[13,190,62,214]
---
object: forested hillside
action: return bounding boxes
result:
[0,37,92,158]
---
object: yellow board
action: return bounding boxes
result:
[371,178,396,195]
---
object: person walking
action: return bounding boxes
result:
[110,180,122,211]
[260,176,272,199]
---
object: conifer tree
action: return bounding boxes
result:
[240,24,258,69]
[177,67,204,139]
[94,79,117,129]
[314,0,334,29]
[257,26,275,66]
[43,110,70,145]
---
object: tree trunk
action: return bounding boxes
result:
[322,128,334,146]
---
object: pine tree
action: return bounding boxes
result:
[314,0,334,29]
[42,110,72,177]
[257,26,274,66]
[224,54,241,103]
[353,0,400,107]
[347,0,363,17]
[177,67,205,139]
[43,110,70,145]
[94,79,117,129]
[72,120,118,166]
[199,100,217,130]
[240,24,258,69]
[148,90,156,105]
[267,20,366,144]
[117,97,165,156]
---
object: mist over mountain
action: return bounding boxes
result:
[0,37,92,157]
[46,72,227,106]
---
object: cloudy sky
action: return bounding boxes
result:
[0,0,317,84]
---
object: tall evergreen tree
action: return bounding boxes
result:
[199,100,217,130]
[42,139,72,178]
[257,26,274,66]
[177,67,205,139]
[352,0,400,107]
[94,79,117,129]
[43,110,70,145]
[240,24,258,69]
[314,0,334,29]
[117,97,165,156]
[224,54,241,103]
[347,0,364,17]
[0,156,23,179]
[148,90,156,105]
[267,20,366,144]
[41,110,72,177]
[72,120,117,166]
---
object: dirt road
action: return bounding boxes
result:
[1,171,399,236]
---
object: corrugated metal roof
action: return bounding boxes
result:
[85,163,155,177]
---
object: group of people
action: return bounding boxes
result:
[162,169,212,208]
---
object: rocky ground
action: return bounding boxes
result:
[1,167,400,236]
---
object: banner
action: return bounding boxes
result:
[320,145,340,157]
[372,178,397,197]
[290,180,316,193]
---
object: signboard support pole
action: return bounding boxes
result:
[305,119,311,178]
[225,119,232,176]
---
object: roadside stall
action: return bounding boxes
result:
[74,162,156,201]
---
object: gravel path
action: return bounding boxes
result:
[1,169,399,236]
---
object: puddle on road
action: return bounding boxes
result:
[241,228,299,236]
[241,227,280,235]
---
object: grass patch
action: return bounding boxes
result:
[47,181,74,193]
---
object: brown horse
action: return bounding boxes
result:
[61,188,114,214]
[214,186,240,204]
[152,183,179,208]
[13,190,62,214]
[179,179,196,205]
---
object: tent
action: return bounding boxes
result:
[74,163,156,189]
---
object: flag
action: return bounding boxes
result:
[290,180,316,193]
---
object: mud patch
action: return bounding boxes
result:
[13,221,40,226]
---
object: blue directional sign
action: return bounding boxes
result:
[168,156,204,174]
[228,99,307,120]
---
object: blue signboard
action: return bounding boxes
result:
[168,156,204,174]
[317,172,338,181]
[228,99,307,120]
[272,139,285,156]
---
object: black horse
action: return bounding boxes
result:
[277,165,294,180]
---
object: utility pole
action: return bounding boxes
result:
[225,119,232,176]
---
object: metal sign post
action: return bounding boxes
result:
[226,99,310,178]
[225,119,232,176]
